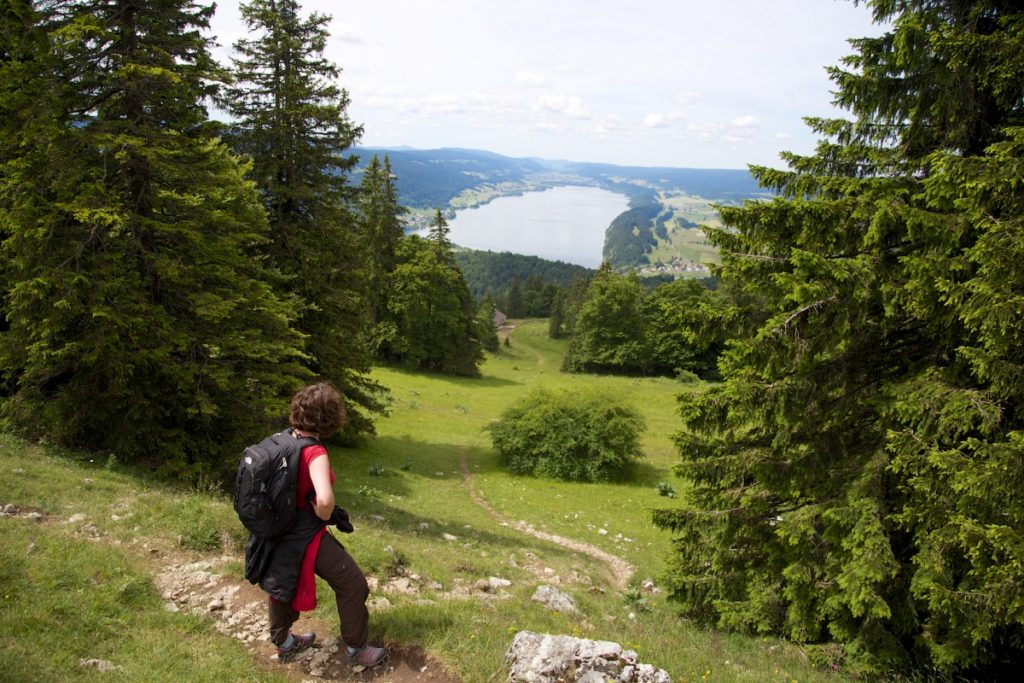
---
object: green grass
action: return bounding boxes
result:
[0,319,853,681]
[0,506,280,682]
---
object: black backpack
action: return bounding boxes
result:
[234,430,319,539]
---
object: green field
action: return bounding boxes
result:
[1,320,850,682]
[635,193,727,276]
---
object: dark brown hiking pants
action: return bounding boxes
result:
[268,532,370,649]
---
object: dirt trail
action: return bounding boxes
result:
[2,503,458,683]
[155,552,457,683]
[498,323,545,368]
[458,453,635,590]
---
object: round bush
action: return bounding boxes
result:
[487,388,645,481]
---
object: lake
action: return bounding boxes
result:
[446,186,630,268]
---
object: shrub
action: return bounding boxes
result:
[656,481,676,498]
[487,388,645,482]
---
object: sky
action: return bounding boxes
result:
[207,1,886,170]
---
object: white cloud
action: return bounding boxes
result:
[594,114,630,137]
[644,113,668,128]
[775,132,794,140]
[362,91,463,115]
[531,120,563,133]
[688,122,725,140]
[331,21,363,44]
[731,115,760,128]
[536,94,591,120]
[673,91,703,107]
[515,71,549,88]
[362,89,523,121]
[643,111,685,128]
[684,117,762,145]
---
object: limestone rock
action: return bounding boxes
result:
[531,585,579,614]
[367,596,392,611]
[505,631,671,683]
[79,658,121,672]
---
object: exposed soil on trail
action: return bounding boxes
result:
[497,324,545,368]
[457,453,636,590]
[154,553,461,683]
[2,503,459,683]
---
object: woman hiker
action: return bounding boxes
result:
[246,382,388,667]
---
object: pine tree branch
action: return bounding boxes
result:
[780,296,837,331]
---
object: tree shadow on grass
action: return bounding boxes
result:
[616,461,675,488]
[334,438,583,559]
[355,435,507,478]
[377,363,520,389]
[343,492,593,566]
[335,435,666,572]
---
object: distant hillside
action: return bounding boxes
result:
[353,146,764,208]
[558,162,762,201]
[354,147,544,208]
[353,146,766,273]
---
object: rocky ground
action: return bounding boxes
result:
[2,502,458,682]
[154,553,458,683]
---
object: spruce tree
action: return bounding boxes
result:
[654,0,1024,674]
[563,264,649,375]
[477,294,500,353]
[643,278,734,380]
[506,274,523,318]
[427,208,453,252]
[0,0,307,473]
[547,290,566,338]
[0,0,40,355]
[222,0,383,438]
[559,273,593,339]
[356,153,406,352]
[383,234,484,376]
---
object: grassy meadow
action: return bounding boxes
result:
[1,319,850,682]
[645,192,724,268]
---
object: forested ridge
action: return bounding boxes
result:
[454,249,592,299]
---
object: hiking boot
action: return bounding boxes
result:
[276,632,315,662]
[348,644,389,668]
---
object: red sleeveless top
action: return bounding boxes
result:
[290,443,333,611]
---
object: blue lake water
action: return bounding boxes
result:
[447,186,630,268]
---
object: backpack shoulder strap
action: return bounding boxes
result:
[279,430,321,466]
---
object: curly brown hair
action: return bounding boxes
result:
[289,382,347,436]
